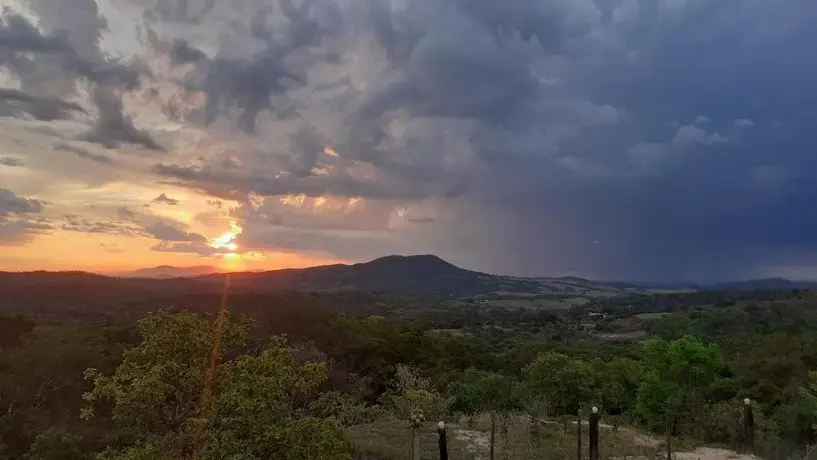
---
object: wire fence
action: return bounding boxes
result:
[379,402,817,460]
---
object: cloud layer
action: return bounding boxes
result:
[0,0,816,281]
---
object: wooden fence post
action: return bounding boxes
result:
[438,421,448,460]
[589,406,599,460]
[490,410,497,460]
[577,409,583,460]
[410,410,425,460]
[744,398,755,455]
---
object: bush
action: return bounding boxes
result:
[310,392,381,426]
[24,428,90,460]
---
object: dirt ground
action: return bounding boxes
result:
[452,418,759,460]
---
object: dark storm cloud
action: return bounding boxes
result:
[0,155,23,167]
[0,9,138,88]
[0,188,44,216]
[60,219,145,237]
[0,189,49,244]
[152,193,180,205]
[156,0,342,134]
[83,87,165,152]
[6,0,817,280]
[151,162,441,201]
[0,6,163,151]
[550,0,817,282]
[168,39,207,65]
[0,88,87,121]
[143,220,207,243]
[54,142,116,165]
[140,0,782,279]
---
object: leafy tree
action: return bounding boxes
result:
[523,352,600,416]
[23,428,90,460]
[205,343,351,459]
[309,392,379,427]
[449,369,520,416]
[635,335,725,436]
[83,311,350,459]
[0,321,116,458]
[385,364,449,421]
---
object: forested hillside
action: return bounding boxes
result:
[2,284,817,459]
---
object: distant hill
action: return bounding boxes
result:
[121,265,221,279]
[604,277,817,292]
[5,256,815,303]
[699,278,817,292]
[198,254,624,297]
[3,256,817,316]
[0,255,627,315]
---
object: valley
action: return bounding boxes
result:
[2,255,817,459]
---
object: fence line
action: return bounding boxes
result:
[411,399,817,460]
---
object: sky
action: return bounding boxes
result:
[0,0,816,282]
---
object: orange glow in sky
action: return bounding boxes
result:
[0,181,346,274]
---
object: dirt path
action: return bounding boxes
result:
[674,447,759,460]
[453,428,490,459]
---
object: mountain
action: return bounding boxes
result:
[0,255,625,315]
[121,265,221,279]
[198,254,624,297]
[603,277,817,292]
[698,278,817,291]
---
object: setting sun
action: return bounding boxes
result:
[209,221,243,261]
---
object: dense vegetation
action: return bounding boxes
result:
[3,283,817,458]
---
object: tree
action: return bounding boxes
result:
[594,357,641,415]
[23,429,90,460]
[635,335,725,436]
[449,369,519,416]
[385,364,449,421]
[204,342,350,459]
[83,310,350,459]
[309,392,379,427]
[523,352,601,416]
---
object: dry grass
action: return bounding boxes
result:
[346,416,476,459]
[346,414,668,460]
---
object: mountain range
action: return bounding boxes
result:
[189,255,624,298]
[118,256,817,294]
[118,265,223,279]
[2,256,813,303]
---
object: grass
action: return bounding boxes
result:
[346,416,475,459]
[346,413,667,460]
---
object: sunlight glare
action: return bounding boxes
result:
[209,221,243,261]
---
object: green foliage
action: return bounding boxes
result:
[206,343,350,459]
[309,392,380,427]
[384,364,450,421]
[636,336,724,432]
[6,285,817,456]
[799,370,817,419]
[449,369,520,415]
[22,428,90,460]
[696,400,772,447]
[523,352,601,415]
[81,311,253,442]
[83,311,350,459]
[593,357,641,414]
